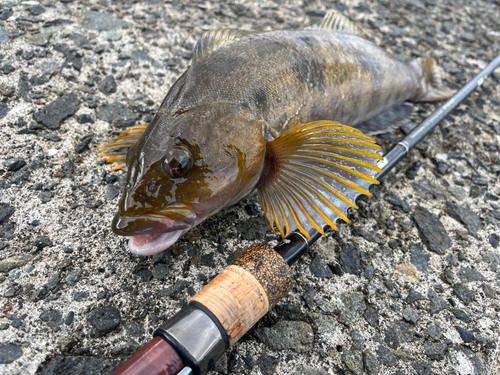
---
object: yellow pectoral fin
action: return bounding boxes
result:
[257,121,382,239]
[97,124,147,170]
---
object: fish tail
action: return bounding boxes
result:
[409,58,456,102]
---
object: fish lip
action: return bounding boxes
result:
[111,206,196,237]
[128,230,187,256]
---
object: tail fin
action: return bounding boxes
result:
[409,58,456,102]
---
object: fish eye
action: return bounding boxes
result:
[164,146,193,178]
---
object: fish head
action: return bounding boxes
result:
[112,104,266,255]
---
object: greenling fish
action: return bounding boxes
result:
[98,11,454,255]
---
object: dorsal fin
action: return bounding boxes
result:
[310,10,369,39]
[193,29,254,63]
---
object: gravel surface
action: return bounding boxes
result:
[1,0,500,374]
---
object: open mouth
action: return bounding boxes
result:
[128,231,186,256]
[112,205,196,256]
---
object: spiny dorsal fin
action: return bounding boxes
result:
[257,121,382,239]
[310,10,370,40]
[193,29,254,63]
[97,123,147,171]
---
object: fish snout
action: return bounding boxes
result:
[112,205,196,236]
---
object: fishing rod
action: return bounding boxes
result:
[112,54,500,375]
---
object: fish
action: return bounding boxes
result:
[98,11,454,256]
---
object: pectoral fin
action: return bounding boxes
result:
[257,121,382,239]
[97,124,147,171]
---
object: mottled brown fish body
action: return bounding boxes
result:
[169,30,420,139]
[102,24,452,255]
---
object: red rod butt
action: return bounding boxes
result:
[111,336,186,375]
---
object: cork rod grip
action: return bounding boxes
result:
[190,244,294,346]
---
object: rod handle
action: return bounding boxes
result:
[191,244,294,346]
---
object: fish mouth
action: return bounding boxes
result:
[112,205,196,256]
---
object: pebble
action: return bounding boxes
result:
[45,272,60,290]
[34,237,53,250]
[428,288,449,314]
[459,33,476,42]
[82,10,131,31]
[405,161,422,179]
[428,323,441,340]
[310,255,333,278]
[97,103,139,128]
[342,349,363,374]
[11,318,21,328]
[436,162,451,175]
[40,309,63,332]
[303,286,315,307]
[106,185,120,200]
[452,283,475,305]
[402,307,419,324]
[410,250,430,273]
[33,93,80,130]
[339,243,361,275]
[0,344,22,364]
[152,263,169,280]
[472,177,488,186]
[255,321,313,352]
[40,192,52,203]
[384,192,410,213]
[0,103,10,119]
[99,75,117,95]
[65,269,82,287]
[424,343,447,360]
[72,291,89,302]
[31,5,45,16]
[124,322,145,337]
[257,354,279,375]
[0,203,15,224]
[411,179,446,201]
[0,256,29,273]
[87,306,121,338]
[456,326,474,343]
[339,292,366,325]
[489,234,500,249]
[444,201,481,237]
[75,135,93,153]
[0,323,8,330]
[413,362,432,375]
[244,203,260,216]
[448,186,467,202]
[77,114,94,124]
[63,160,75,175]
[137,269,153,282]
[364,308,378,327]
[39,133,61,142]
[457,268,486,283]
[65,312,74,326]
[3,158,26,172]
[364,352,380,374]
[384,321,414,349]
[377,345,397,367]
[412,206,451,255]
[450,308,471,323]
